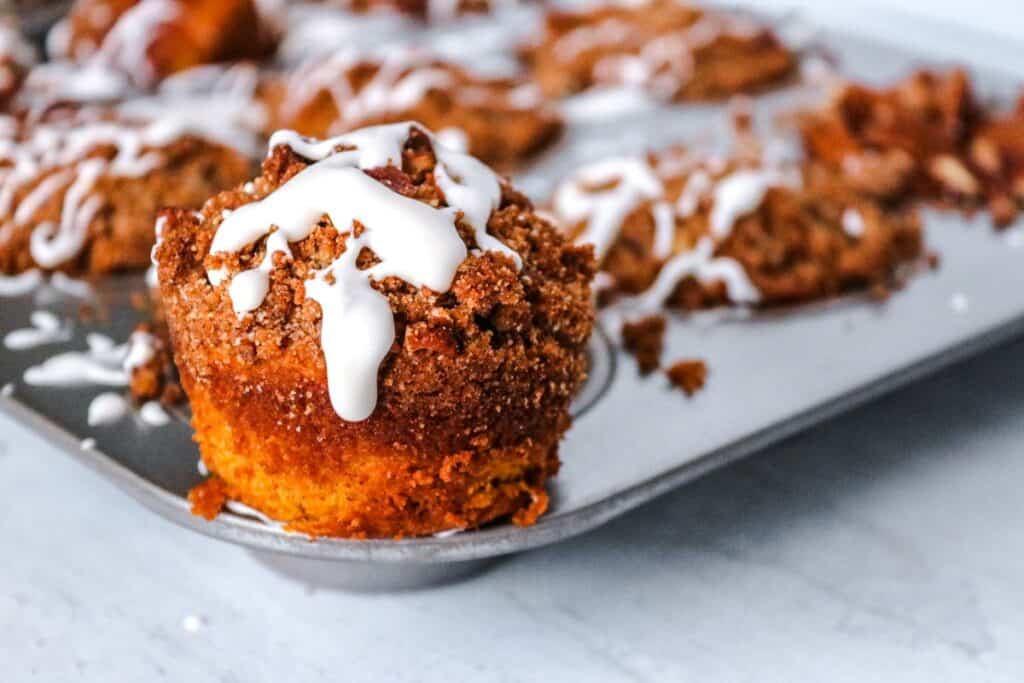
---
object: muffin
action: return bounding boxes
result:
[49,0,280,89]
[260,47,563,169]
[155,122,595,538]
[522,0,795,102]
[550,146,922,310]
[798,69,982,203]
[0,106,254,275]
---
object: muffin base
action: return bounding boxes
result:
[186,386,560,539]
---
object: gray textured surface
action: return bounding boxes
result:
[4,338,1024,681]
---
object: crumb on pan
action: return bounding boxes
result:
[666,358,706,396]
[157,123,595,538]
[621,315,666,375]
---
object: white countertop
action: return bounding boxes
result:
[5,336,1024,681]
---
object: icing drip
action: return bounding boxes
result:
[0,269,43,296]
[87,392,128,426]
[709,169,779,239]
[842,208,865,238]
[23,329,153,387]
[3,310,70,350]
[552,153,803,310]
[552,157,666,261]
[0,103,254,270]
[93,0,179,88]
[139,401,170,426]
[24,333,130,386]
[49,272,94,299]
[554,6,761,99]
[281,48,537,136]
[209,122,514,421]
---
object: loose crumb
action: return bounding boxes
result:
[621,315,666,375]
[666,359,707,396]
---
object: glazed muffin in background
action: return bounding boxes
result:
[155,122,594,538]
[260,47,563,169]
[549,144,922,311]
[48,0,281,88]
[522,0,795,102]
[0,104,256,275]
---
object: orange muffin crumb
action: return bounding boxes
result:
[156,123,594,538]
[260,48,562,169]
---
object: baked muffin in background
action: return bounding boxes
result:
[522,0,795,102]
[155,122,594,538]
[549,144,922,311]
[48,0,281,89]
[0,105,255,275]
[260,47,563,169]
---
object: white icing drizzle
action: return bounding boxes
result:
[553,6,761,99]
[80,437,97,450]
[553,157,666,261]
[709,169,780,239]
[0,21,36,94]
[3,310,70,350]
[209,122,514,421]
[147,215,167,288]
[139,400,170,426]
[0,269,43,296]
[93,0,179,88]
[280,47,539,135]
[552,153,804,311]
[225,499,284,528]
[49,272,94,299]
[87,392,128,426]
[842,208,865,239]
[24,335,129,386]
[21,61,136,106]
[0,100,255,270]
[197,458,209,476]
[123,330,157,372]
[1,382,14,397]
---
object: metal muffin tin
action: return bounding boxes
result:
[3,6,1024,589]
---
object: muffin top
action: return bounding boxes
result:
[156,122,594,436]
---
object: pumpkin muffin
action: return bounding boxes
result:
[260,47,562,169]
[522,0,795,102]
[155,122,594,538]
[549,145,922,311]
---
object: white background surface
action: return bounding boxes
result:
[5,4,1024,682]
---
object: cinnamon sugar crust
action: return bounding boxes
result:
[260,54,563,169]
[522,0,795,102]
[156,128,595,538]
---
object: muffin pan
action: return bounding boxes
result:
[3,11,1024,588]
